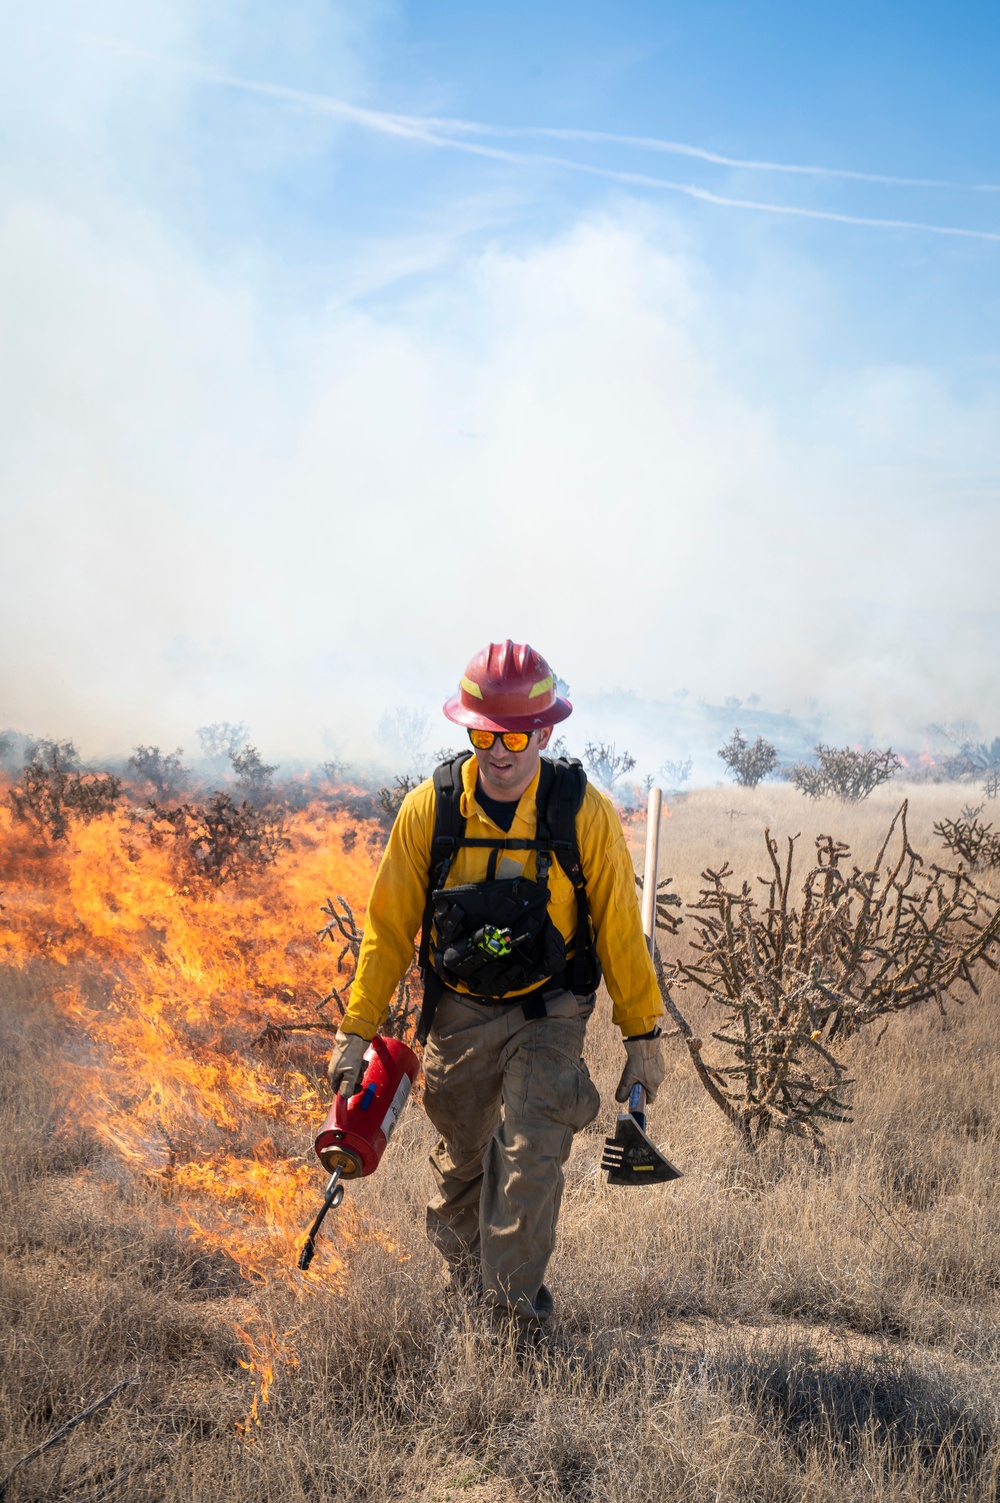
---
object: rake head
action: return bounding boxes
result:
[601,1110,682,1186]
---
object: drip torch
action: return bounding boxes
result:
[298,1034,419,1270]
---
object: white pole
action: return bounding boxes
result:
[641,787,662,958]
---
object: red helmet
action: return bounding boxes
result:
[443,641,572,732]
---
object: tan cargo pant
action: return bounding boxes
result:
[422,986,600,1325]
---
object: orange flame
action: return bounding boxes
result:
[0,786,393,1302]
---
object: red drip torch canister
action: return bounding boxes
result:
[314,1035,419,1178]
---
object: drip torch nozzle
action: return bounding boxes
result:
[297,1168,345,1271]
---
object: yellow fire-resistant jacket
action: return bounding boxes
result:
[341,755,663,1041]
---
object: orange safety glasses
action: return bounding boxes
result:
[467,728,534,753]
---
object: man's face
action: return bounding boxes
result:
[473,725,553,802]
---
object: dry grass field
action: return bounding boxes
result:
[2,781,999,1501]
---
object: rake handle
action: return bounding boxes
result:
[635,785,662,1133]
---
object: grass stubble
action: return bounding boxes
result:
[2,784,999,1501]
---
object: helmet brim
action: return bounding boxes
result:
[442,693,573,733]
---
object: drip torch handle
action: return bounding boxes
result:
[297,1168,344,1271]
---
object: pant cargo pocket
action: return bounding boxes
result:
[519,1044,601,1133]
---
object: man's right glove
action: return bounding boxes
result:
[615,1030,665,1105]
[327,1030,369,1098]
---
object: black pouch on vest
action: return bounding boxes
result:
[430,874,567,1000]
[416,754,602,1042]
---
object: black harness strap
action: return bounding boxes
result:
[545,758,595,993]
[415,752,469,1043]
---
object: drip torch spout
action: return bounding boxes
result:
[297,1167,345,1271]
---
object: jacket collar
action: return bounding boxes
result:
[460,753,542,831]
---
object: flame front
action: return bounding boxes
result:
[0,788,387,1291]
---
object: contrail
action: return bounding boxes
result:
[74,36,1000,240]
[186,65,1000,243]
[417,119,1000,194]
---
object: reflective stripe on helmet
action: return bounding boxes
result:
[443,641,572,731]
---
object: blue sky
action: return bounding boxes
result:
[1,1,998,759]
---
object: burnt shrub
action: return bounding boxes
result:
[9,739,122,841]
[144,793,289,887]
[229,744,277,805]
[128,746,190,801]
[376,775,421,830]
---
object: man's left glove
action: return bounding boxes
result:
[327,1030,369,1098]
[615,1030,665,1105]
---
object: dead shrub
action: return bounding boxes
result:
[142,793,289,888]
[229,744,278,805]
[127,745,190,801]
[934,809,1000,872]
[937,731,1000,781]
[8,739,121,841]
[376,773,421,829]
[583,742,636,791]
[659,802,1000,1153]
[790,743,902,801]
[718,728,778,788]
[317,894,420,1042]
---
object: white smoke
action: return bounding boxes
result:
[1,5,997,762]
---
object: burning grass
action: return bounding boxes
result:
[2,781,1000,1500]
[0,789,386,1289]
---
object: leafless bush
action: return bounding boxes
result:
[984,769,999,802]
[376,774,421,828]
[583,742,636,791]
[658,803,1000,1153]
[660,756,692,791]
[790,744,902,801]
[318,894,419,1041]
[229,744,278,805]
[718,729,777,789]
[127,745,189,800]
[8,740,122,841]
[254,891,421,1051]
[196,721,249,762]
[934,810,1000,872]
[376,707,429,770]
[143,793,289,887]
[634,874,684,936]
[932,729,1000,781]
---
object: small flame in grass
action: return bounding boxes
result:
[233,1318,300,1430]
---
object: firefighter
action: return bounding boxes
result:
[328,641,664,1329]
